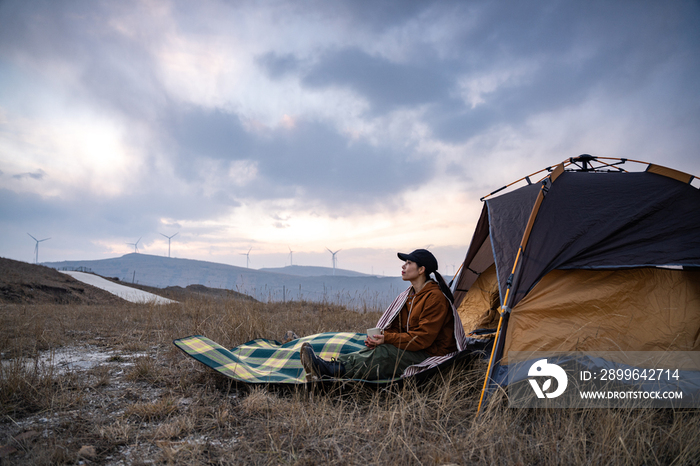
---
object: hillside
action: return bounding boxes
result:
[0,257,124,305]
[101,280,258,303]
[43,254,406,309]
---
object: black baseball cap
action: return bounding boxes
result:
[397,249,438,274]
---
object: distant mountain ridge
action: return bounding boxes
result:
[259,265,372,277]
[43,253,406,310]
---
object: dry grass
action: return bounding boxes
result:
[0,296,699,465]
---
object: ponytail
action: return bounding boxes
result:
[432,271,454,304]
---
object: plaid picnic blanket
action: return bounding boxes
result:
[174,332,378,384]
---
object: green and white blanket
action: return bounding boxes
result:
[174,332,378,384]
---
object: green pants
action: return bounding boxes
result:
[337,344,429,380]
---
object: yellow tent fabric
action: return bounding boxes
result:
[502,267,700,365]
[456,264,500,336]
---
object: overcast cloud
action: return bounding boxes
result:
[1,0,699,275]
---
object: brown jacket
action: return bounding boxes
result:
[383,281,457,357]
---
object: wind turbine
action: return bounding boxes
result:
[288,246,294,266]
[326,247,341,276]
[126,237,142,253]
[27,233,50,264]
[160,232,179,258]
[240,247,252,268]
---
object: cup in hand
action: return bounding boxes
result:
[366,327,383,337]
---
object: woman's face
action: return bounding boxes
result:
[401,260,425,281]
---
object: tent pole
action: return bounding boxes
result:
[448,262,465,288]
[480,160,572,201]
[479,157,650,201]
[477,311,504,414]
[476,164,560,415]
[476,246,521,415]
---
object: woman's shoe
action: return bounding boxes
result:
[300,342,345,379]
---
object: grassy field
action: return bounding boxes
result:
[1,295,700,465]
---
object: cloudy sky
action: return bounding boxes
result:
[1,0,699,276]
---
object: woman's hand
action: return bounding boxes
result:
[365,333,385,348]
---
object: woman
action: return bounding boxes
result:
[300,249,461,380]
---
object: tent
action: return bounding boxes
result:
[451,155,700,410]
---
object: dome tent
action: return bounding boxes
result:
[452,155,700,411]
